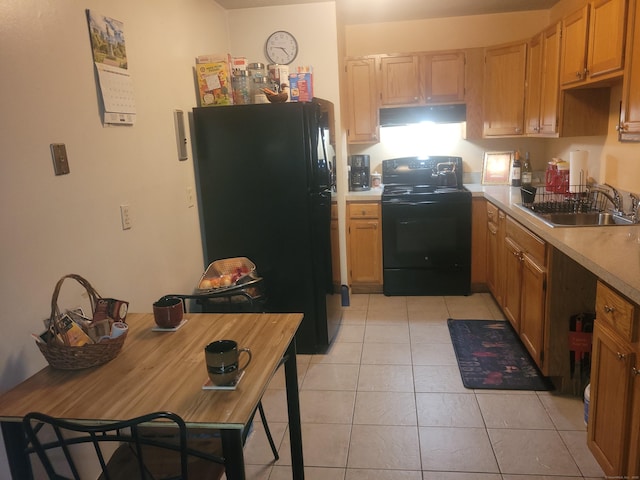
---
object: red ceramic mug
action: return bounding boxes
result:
[152,297,184,328]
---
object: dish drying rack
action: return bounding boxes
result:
[522,184,616,214]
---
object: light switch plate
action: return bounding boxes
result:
[120,205,132,230]
[50,143,70,175]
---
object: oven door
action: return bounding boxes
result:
[382,195,471,295]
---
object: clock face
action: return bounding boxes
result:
[265,31,298,65]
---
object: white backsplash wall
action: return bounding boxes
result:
[348,124,549,180]
[350,84,640,197]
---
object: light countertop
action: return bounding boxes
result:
[339,183,640,305]
[470,184,640,306]
[344,189,383,201]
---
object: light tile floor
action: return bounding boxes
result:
[238,293,606,480]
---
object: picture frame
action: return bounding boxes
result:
[482,151,514,185]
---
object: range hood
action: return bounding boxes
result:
[380,104,466,126]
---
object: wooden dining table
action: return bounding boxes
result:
[0,312,305,480]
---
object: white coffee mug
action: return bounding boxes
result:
[110,321,128,338]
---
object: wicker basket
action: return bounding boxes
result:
[36,274,127,370]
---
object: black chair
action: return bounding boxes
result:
[22,411,225,480]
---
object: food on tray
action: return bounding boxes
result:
[199,266,252,290]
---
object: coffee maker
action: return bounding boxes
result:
[348,155,371,191]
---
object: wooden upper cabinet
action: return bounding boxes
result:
[346,57,379,144]
[483,41,527,137]
[379,52,465,107]
[379,55,420,106]
[526,23,561,136]
[539,23,561,135]
[560,0,628,87]
[620,0,640,140]
[588,0,628,79]
[525,33,544,135]
[560,5,590,86]
[421,51,465,104]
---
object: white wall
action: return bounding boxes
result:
[227,2,341,106]
[344,10,550,56]
[0,1,344,475]
[0,0,229,476]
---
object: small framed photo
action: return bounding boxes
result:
[482,151,514,185]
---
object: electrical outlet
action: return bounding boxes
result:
[120,205,132,230]
[186,187,195,208]
[50,143,70,175]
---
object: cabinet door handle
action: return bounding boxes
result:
[604,305,615,313]
[617,352,627,360]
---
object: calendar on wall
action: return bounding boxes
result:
[86,10,137,125]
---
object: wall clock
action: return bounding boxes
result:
[265,30,298,65]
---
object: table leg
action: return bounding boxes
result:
[1,421,33,479]
[284,339,304,479]
[220,429,245,480]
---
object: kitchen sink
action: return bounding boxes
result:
[515,204,635,227]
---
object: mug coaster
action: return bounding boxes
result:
[202,370,245,391]
[152,318,188,332]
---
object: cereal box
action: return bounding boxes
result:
[288,72,313,102]
[195,59,233,106]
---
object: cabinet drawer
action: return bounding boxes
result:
[506,216,546,265]
[596,281,637,342]
[348,202,380,219]
[487,202,499,222]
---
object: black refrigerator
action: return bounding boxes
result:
[192,100,341,354]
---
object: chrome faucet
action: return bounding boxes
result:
[604,184,622,213]
[630,193,639,223]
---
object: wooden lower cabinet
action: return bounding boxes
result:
[486,202,506,304]
[629,362,640,477]
[502,217,548,366]
[519,252,547,363]
[588,281,640,478]
[347,202,383,293]
[503,236,524,331]
[330,202,341,290]
[486,203,549,369]
[471,197,487,291]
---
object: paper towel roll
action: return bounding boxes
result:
[569,150,588,193]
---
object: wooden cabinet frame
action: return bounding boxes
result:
[620,0,640,140]
[525,23,561,136]
[345,57,380,144]
[483,41,527,136]
[347,202,383,293]
[560,0,628,87]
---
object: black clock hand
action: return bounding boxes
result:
[277,46,289,55]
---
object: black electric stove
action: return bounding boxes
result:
[381,156,472,296]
